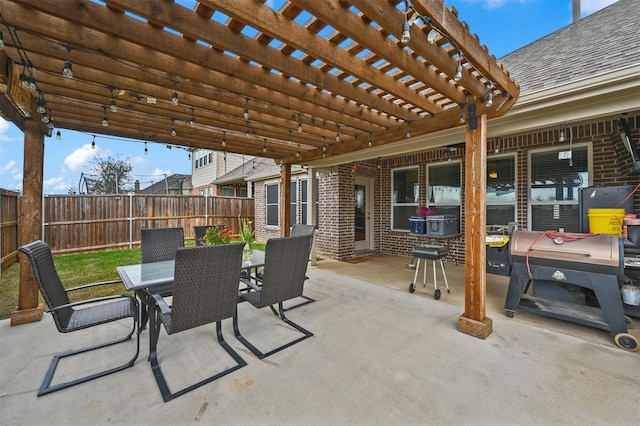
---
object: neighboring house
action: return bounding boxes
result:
[135,173,192,195]
[215,157,311,242]
[251,0,640,261]
[190,148,254,195]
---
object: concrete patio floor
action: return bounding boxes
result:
[1,255,639,425]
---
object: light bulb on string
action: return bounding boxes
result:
[101,106,108,127]
[171,80,179,106]
[222,131,227,147]
[189,106,195,127]
[170,119,176,137]
[91,135,96,149]
[243,97,249,120]
[144,142,148,155]
[56,130,61,140]
[62,45,73,79]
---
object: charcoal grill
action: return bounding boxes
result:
[504,230,638,351]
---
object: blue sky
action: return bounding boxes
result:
[0,0,619,194]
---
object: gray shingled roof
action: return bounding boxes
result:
[138,173,192,194]
[212,157,278,185]
[499,0,639,95]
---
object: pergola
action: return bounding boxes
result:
[0,0,519,338]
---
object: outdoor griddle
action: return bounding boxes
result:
[504,230,638,351]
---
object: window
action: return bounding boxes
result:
[290,181,297,227]
[266,183,279,226]
[222,186,235,196]
[529,145,589,232]
[487,155,516,226]
[208,153,213,164]
[300,179,308,225]
[427,161,461,221]
[392,167,419,230]
[239,187,248,198]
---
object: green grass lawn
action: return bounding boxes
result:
[0,241,267,320]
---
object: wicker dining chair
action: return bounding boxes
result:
[138,227,184,329]
[18,240,139,396]
[233,234,314,359]
[148,243,247,402]
[285,223,317,310]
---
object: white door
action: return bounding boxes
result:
[354,177,373,251]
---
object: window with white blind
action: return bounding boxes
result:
[392,166,419,230]
[300,179,308,225]
[529,144,590,232]
[266,183,279,226]
[290,181,297,227]
[487,155,516,226]
[427,161,461,219]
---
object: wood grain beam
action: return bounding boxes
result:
[458,113,492,339]
[108,0,423,122]
[3,0,397,134]
[200,0,441,116]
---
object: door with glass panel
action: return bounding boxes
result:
[355,177,373,251]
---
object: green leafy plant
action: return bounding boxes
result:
[203,225,231,245]
[238,216,255,248]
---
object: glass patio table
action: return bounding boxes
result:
[117,249,265,292]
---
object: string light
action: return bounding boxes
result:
[262,138,267,153]
[243,97,249,120]
[144,141,148,155]
[368,131,373,147]
[101,106,108,127]
[297,113,303,132]
[62,45,73,79]
[56,130,61,140]
[406,121,411,138]
[189,106,195,127]
[245,121,250,138]
[336,124,341,142]
[171,80,179,106]
[91,135,96,149]
[296,143,301,157]
[454,58,463,82]
[459,104,465,124]
[485,83,494,107]
[221,131,226,147]
[170,119,176,136]
[36,92,46,114]
[109,87,118,112]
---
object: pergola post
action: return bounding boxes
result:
[11,119,45,326]
[458,113,492,338]
[280,163,291,237]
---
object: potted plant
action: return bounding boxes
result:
[238,216,255,259]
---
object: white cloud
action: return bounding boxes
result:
[581,0,618,14]
[64,144,99,172]
[13,172,23,182]
[483,0,508,10]
[44,176,65,187]
[1,160,17,174]
[151,167,172,177]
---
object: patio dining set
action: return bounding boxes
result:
[17,224,317,402]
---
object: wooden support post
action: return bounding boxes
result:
[280,163,291,237]
[458,113,492,339]
[11,120,45,326]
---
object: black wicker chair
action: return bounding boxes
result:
[233,234,314,359]
[138,227,184,329]
[148,243,247,402]
[284,224,317,310]
[18,240,139,396]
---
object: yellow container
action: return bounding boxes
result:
[588,208,625,236]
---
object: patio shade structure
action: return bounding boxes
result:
[0,0,519,338]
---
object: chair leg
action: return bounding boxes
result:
[38,315,139,397]
[233,303,313,360]
[149,317,246,403]
[281,295,316,312]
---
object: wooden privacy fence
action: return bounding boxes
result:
[0,193,254,266]
[1,189,20,269]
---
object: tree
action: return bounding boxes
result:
[87,154,134,194]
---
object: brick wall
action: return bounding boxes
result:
[315,112,639,262]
